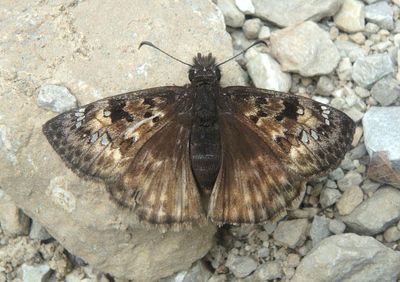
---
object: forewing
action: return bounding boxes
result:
[208,86,355,224]
[219,86,355,178]
[43,86,205,225]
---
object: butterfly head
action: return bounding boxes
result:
[189,53,221,84]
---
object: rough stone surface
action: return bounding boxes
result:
[334,0,365,33]
[320,188,342,208]
[335,40,366,62]
[337,171,363,191]
[225,254,257,278]
[336,185,364,215]
[342,188,400,235]
[328,219,346,234]
[291,233,400,282]
[352,53,395,88]
[365,1,394,30]
[270,21,340,77]
[246,52,291,92]
[383,225,400,242]
[242,18,262,39]
[0,190,30,236]
[273,219,309,248]
[0,1,250,280]
[252,0,341,27]
[235,0,255,14]
[250,261,283,281]
[370,76,400,106]
[29,220,52,241]
[310,216,331,246]
[36,84,77,113]
[363,107,400,162]
[217,0,245,28]
[22,263,52,282]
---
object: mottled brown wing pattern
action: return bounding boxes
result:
[208,86,355,224]
[208,114,306,224]
[43,86,205,225]
[220,87,355,178]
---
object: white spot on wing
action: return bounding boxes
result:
[301,131,309,143]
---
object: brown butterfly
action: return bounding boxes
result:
[43,41,355,227]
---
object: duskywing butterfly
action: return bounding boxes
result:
[43,41,355,227]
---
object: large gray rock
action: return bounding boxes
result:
[217,0,245,28]
[291,233,400,282]
[352,53,395,88]
[363,107,400,162]
[273,219,309,248]
[252,0,341,27]
[246,52,291,92]
[0,1,247,281]
[365,1,394,30]
[341,188,400,235]
[370,76,400,106]
[270,21,340,77]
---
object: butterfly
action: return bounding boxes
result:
[43,40,355,227]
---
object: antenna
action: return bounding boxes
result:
[216,40,268,67]
[139,41,193,67]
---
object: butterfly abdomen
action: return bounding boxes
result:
[189,84,221,192]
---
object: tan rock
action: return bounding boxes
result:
[0,1,246,281]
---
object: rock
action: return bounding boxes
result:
[329,168,345,181]
[342,187,400,235]
[336,185,364,215]
[352,53,395,88]
[310,216,331,246]
[29,220,52,241]
[242,18,262,39]
[320,188,341,208]
[263,222,277,235]
[257,247,269,258]
[365,1,394,30]
[335,40,366,62]
[273,219,309,248]
[343,107,364,123]
[370,76,400,106]
[36,84,77,113]
[252,0,341,27]
[287,253,301,268]
[334,0,365,33]
[328,219,346,234]
[361,179,381,194]
[162,261,212,282]
[270,21,340,77]
[231,30,252,50]
[363,107,400,163]
[316,76,335,97]
[217,0,245,28]
[0,190,30,236]
[337,171,363,191]
[225,254,257,278]
[291,233,400,282]
[235,0,255,14]
[22,263,52,282]
[246,52,291,92]
[383,225,400,242]
[250,261,283,281]
[258,26,271,40]
[336,57,353,81]
[0,1,250,280]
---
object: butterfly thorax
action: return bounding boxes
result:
[189,53,222,194]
